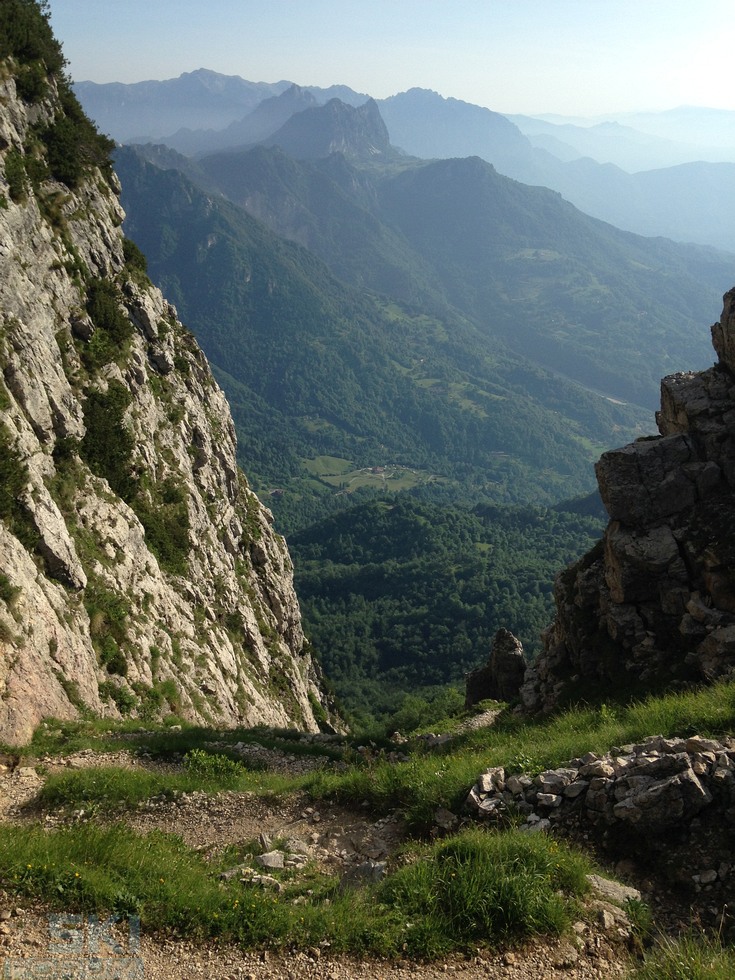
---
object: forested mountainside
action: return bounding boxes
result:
[128,134,733,413]
[288,497,604,720]
[115,146,647,517]
[0,0,336,743]
[114,117,733,718]
[69,41,735,723]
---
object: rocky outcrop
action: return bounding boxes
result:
[467,735,735,904]
[467,735,728,834]
[465,628,526,706]
[0,52,337,743]
[522,289,735,712]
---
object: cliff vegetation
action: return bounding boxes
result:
[0,0,334,743]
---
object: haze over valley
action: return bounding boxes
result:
[69,43,735,716]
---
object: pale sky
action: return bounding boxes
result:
[49,0,735,117]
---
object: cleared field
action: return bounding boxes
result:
[303,457,442,493]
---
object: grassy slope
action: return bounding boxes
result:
[2,679,735,967]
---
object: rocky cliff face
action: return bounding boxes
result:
[522,289,735,711]
[0,53,335,743]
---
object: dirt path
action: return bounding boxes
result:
[0,751,635,979]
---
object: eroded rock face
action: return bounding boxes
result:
[522,288,735,712]
[0,66,337,743]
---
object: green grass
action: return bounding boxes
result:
[40,762,234,812]
[0,823,593,957]
[305,680,735,830]
[315,464,434,492]
[380,827,591,958]
[21,679,735,826]
[303,455,354,477]
[631,935,735,979]
[6,679,735,960]
[23,718,346,764]
[0,822,278,939]
[38,758,314,814]
[20,680,735,833]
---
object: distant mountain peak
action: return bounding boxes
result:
[205,82,320,153]
[252,83,319,120]
[263,96,395,162]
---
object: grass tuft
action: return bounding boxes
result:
[631,934,735,980]
[381,827,590,956]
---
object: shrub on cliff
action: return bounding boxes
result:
[0,0,64,75]
[0,1,114,186]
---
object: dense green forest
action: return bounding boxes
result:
[289,496,605,723]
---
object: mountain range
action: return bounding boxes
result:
[82,69,735,711]
[510,115,735,172]
[76,73,735,254]
[115,146,639,511]
[120,128,733,408]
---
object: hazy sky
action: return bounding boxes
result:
[49,0,735,117]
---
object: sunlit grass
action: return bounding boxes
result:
[0,823,593,956]
[17,717,345,764]
[5,681,735,959]
[380,827,592,957]
[32,680,735,828]
[306,680,735,829]
[630,934,735,980]
[39,761,312,813]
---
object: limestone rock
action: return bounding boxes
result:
[468,733,734,848]
[465,628,526,706]
[257,851,285,870]
[0,56,338,743]
[21,482,87,590]
[586,874,641,905]
[122,280,161,341]
[711,287,735,374]
[339,860,387,889]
